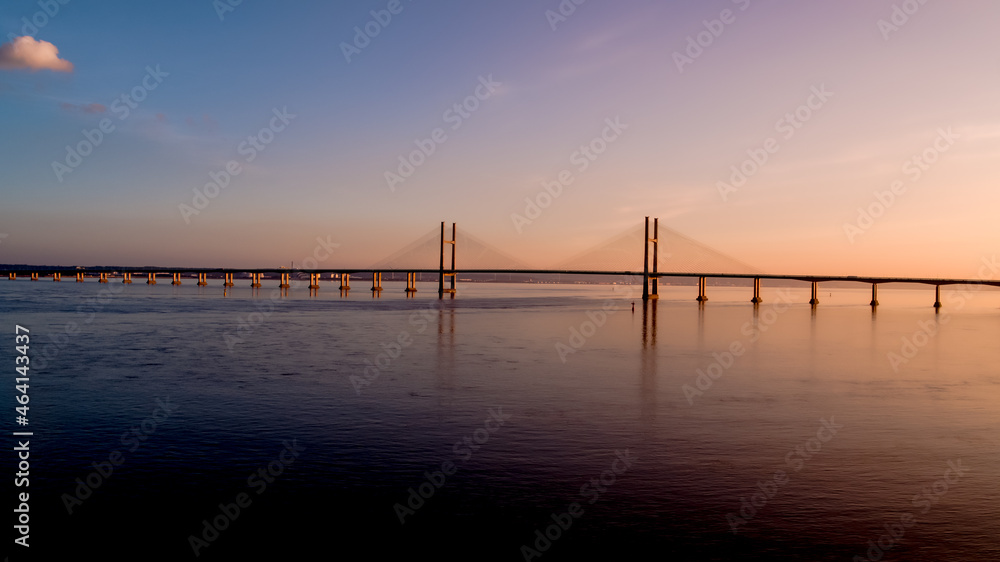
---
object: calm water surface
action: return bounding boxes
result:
[3,280,999,560]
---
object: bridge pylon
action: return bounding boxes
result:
[642,217,659,301]
[439,222,456,297]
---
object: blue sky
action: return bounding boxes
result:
[2,0,999,277]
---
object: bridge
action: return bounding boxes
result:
[2,218,998,307]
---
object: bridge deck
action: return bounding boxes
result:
[2,267,998,288]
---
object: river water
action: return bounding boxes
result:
[2,280,999,560]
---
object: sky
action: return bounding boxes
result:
[1,0,998,278]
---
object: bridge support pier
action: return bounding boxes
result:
[339,273,350,290]
[98,273,108,283]
[31,273,38,281]
[870,284,879,307]
[809,282,819,305]
[76,272,84,282]
[197,273,207,286]
[696,276,708,302]
[8,273,15,280]
[251,273,262,288]
[642,217,659,301]
[171,273,181,285]
[53,272,61,281]
[122,273,132,284]
[751,277,762,304]
[225,273,236,287]
[147,273,156,285]
[309,273,320,290]
[405,272,417,293]
[371,272,382,292]
[934,285,942,308]
[439,222,457,297]
[278,273,289,289]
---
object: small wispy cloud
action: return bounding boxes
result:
[60,102,107,114]
[184,114,220,133]
[0,36,73,72]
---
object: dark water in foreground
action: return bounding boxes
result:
[2,280,999,560]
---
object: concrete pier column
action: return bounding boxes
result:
[8,273,15,280]
[309,273,320,290]
[339,273,350,290]
[98,273,108,283]
[405,272,417,296]
[31,272,38,281]
[279,273,289,289]
[122,272,132,284]
[372,272,383,292]
[225,273,235,287]
[870,284,879,307]
[170,273,180,285]
[76,272,84,283]
[696,276,708,302]
[53,272,61,281]
[197,273,207,286]
[147,273,157,285]
[809,281,819,305]
[751,277,762,304]
[934,285,942,308]
[251,273,262,288]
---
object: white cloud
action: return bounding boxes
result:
[0,36,73,72]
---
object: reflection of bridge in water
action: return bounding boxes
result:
[3,217,998,307]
